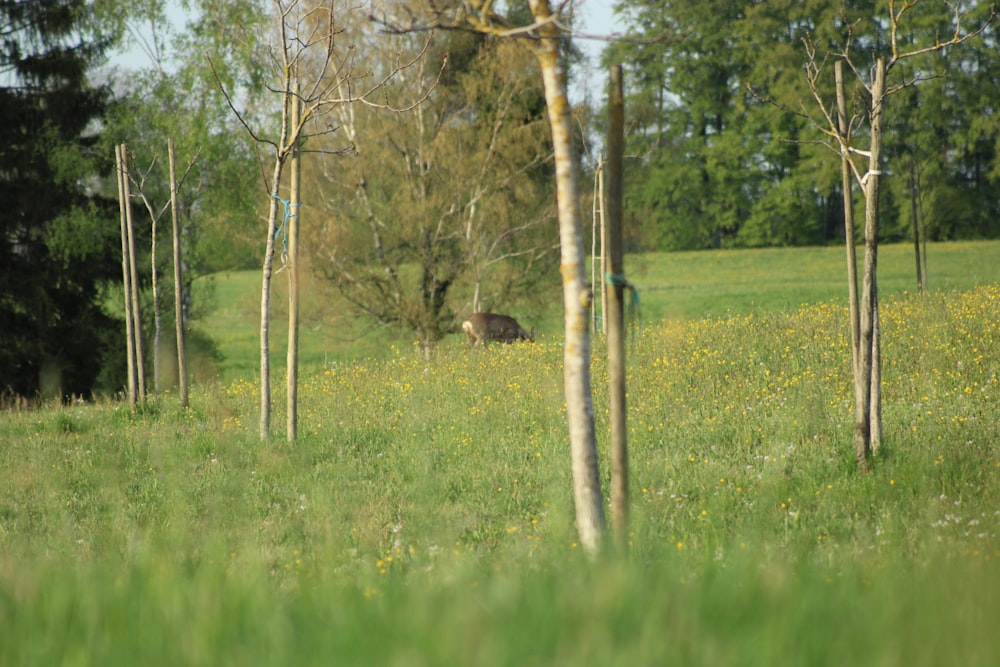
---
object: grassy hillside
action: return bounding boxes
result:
[629,239,1000,320]
[193,241,1000,382]
[2,273,998,664]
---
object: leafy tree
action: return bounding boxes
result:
[314,28,557,349]
[199,0,437,438]
[605,0,1000,251]
[0,0,121,399]
[103,0,269,277]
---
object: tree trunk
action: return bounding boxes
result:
[590,157,600,333]
[260,160,284,439]
[151,171,162,395]
[606,65,628,550]
[122,145,146,404]
[168,139,189,409]
[116,145,137,412]
[530,0,606,555]
[287,90,301,442]
[856,57,887,467]
[837,62,868,470]
[908,154,925,292]
[835,62,861,382]
[259,82,294,440]
[870,297,882,452]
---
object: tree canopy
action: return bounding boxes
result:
[0,0,120,399]
[313,27,558,347]
[604,0,999,251]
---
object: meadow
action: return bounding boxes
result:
[1,242,999,665]
[195,240,1000,381]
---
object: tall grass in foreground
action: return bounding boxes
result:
[1,286,998,666]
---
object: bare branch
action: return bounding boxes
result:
[888,0,996,70]
[127,147,203,223]
[206,54,275,150]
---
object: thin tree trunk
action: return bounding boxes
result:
[908,154,924,292]
[606,65,628,550]
[857,57,887,468]
[870,296,882,452]
[530,0,606,555]
[260,159,284,439]
[116,145,137,412]
[259,86,293,439]
[151,170,162,395]
[590,156,601,333]
[836,62,861,382]
[922,226,929,291]
[599,163,607,337]
[122,145,146,404]
[287,90,301,442]
[168,138,188,409]
[837,62,868,470]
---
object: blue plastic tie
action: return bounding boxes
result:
[271,193,300,256]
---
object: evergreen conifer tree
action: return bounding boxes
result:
[0,0,119,399]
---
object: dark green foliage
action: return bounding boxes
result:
[0,0,120,399]
[604,0,999,251]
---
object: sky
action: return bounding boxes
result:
[569,1,625,105]
[109,1,624,85]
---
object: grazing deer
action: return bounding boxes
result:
[462,312,535,346]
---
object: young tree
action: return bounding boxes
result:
[794,1,994,469]
[101,0,268,405]
[210,0,436,439]
[124,146,200,396]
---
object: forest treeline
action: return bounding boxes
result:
[2,0,997,398]
[606,0,999,250]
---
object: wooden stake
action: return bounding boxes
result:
[168,138,189,408]
[116,144,137,412]
[606,65,629,549]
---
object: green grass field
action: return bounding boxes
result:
[195,240,1000,382]
[2,242,999,666]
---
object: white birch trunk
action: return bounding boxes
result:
[287,89,301,442]
[530,0,606,554]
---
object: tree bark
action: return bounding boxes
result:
[116,145,137,412]
[168,139,189,409]
[870,297,882,451]
[908,154,925,291]
[260,158,285,439]
[836,62,868,471]
[530,0,606,555]
[122,145,146,404]
[287,89,301,442]
[258,78,294,439]
[856,57,887,467]
[835,62,861,384]
[606,65,628,550]
[151,168,162,395]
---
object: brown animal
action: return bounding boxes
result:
[462,312,535,346]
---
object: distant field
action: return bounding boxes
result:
[193,240,1000,382]
[627,239,1000,321]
